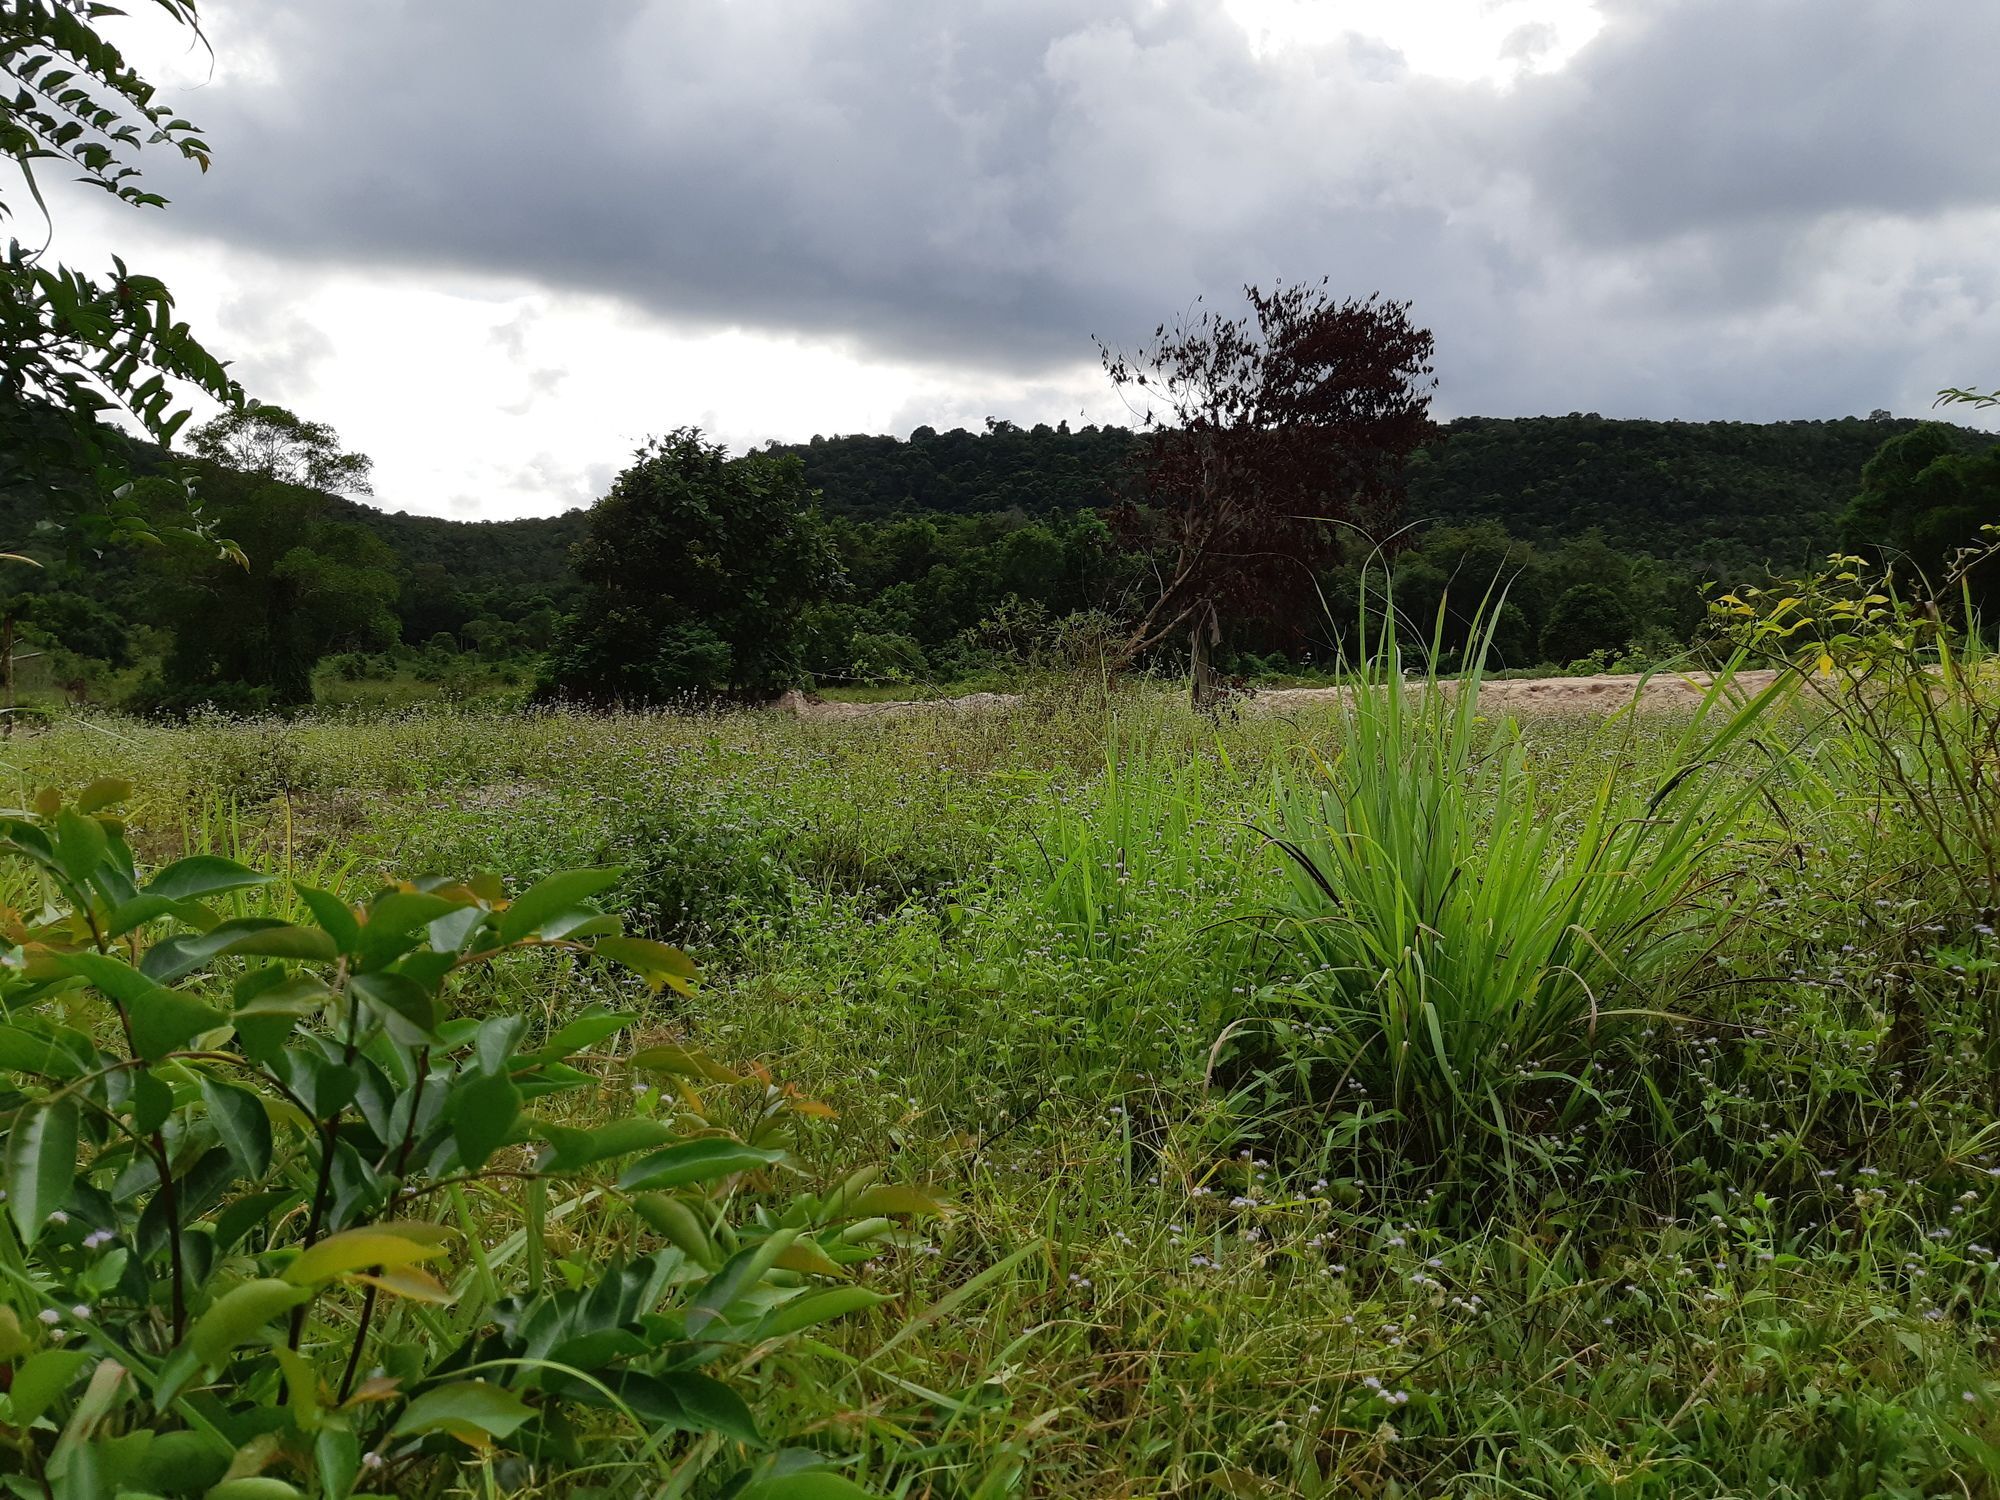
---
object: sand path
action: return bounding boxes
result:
[771,670,1784,721]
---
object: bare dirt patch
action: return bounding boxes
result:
[772,670,1783,722]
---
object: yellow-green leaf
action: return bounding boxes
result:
[284,1226,451,1285]
[391,1381,534,1444]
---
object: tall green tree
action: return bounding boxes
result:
[542,428,840,703]
[1540,581,1638,665]
[1841,422,2000,607]
[190,403,374,493]
[1,1,242,463]
[147,408,397,709]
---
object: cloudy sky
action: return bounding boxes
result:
[43,0,2000,519]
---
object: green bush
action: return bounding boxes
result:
[615,803,799,944]
[0,782,928,1495]
[847,630,927,685]
[1540,581,1639,666]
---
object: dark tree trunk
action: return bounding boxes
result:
[1190,600,1220,713]
[2,609,15,737]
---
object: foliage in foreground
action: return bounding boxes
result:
[0,785,931,1497]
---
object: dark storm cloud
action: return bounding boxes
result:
[1510,0,2000,247]
[183,0,1173,362]
[177,0,1492,357]
[171,0,2000,418]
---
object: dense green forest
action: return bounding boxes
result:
[780,413,1970,564]
[6,410,1994,709]
[1406,414,1961,576]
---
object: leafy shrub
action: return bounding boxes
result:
[1540,582,1639,666]
[847,631,927,685]
[0,781,928,1495]
[614,804,799,945]
[1715,538,2000,1096]
[127,677,278,722]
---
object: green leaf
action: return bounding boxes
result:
[189,1279,312,1366]
[348,970,440,1046]
[294,885,360,953]
[390,1381,535,1442]
[4,1098,77,1243]
[475,1014,527,1076]
[52,951,225,1059]
[538,1117,678,1171]
[655,1370,759,1444]
[104,892,186,937]
[355,891,469,966]
[284,1225,451,1285]
[134,990,228,1061]
[735,1472,878,1498]
[143,854,269,902]
[199,1076,272,1179]
[313,1425,360,1500]
[142,919,337,986]
[8,1348,90,1426]
[207,1479,305,1500]
[74,777,131,814]
[532,908,621,943]
[687,1229,799,1337]
[593,935,698,994]
[427,903,488,954]
[751,1287,891,1342]
[130,1066,174,1135]
[848,1185,945,1219]
[496,868,621,945]
[0,1024,85,1079]
[449,1068,522,1172]
[232,976,329,1063]
[632,1193,715,1266]
[531,1006,636,1061]
[132,1430,230,1496]
[618,1138,787,1193]
[630,1044,746,1085]
[52,808,108,882]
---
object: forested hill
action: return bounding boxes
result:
[318,494,587,589]
[37,412,1989,593]
[14,408,1993,710]
[1405,414,1989,576]
[775,421,1140,520]
[773,413,1992,575]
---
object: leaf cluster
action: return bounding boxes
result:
[0,781,931,1495]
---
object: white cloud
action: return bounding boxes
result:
[1220,0,1603,79]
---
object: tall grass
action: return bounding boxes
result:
[1020,738,1258,966]
[1258,595,1791,1166]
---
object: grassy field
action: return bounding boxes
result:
[3,662,1997,1497]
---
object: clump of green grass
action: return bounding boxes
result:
[1237,599,1786,1174]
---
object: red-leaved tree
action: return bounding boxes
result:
[1100,281,1436,703]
